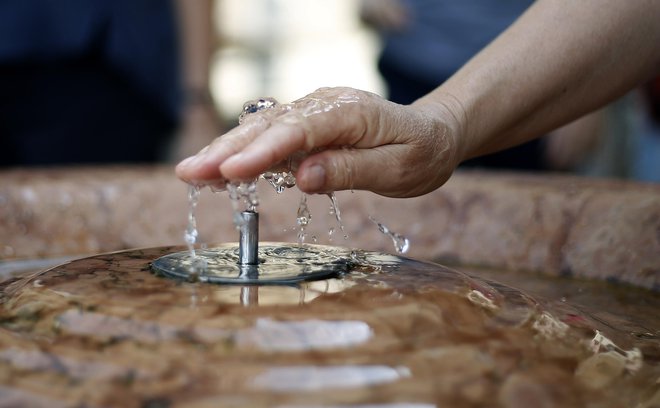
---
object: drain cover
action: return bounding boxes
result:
[151,243,351,285]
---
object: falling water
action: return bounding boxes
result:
[327,193,349,241]
[226,180,259,228]
[184,185,207,278]
[262,171,297,194]
[184,185,200,257]
[369,216,410,254]
[184,94,410,259]
[296,194,311,245]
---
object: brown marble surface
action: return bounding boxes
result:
[0,246,657,407]
[0,166,658,289]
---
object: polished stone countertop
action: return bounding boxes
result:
[0,166,658,289]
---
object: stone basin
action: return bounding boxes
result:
[0,166,659,407]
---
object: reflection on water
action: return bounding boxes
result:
[210,278,356,306]
[152,243,350,284]
[56,309,371,352]
[276,405,436,408]
[251,365,409,392]
[0,245,658,407]
[0,347,146,381]
[237,319,372,352]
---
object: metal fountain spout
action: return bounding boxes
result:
[150,97,350,285]
[238,210,259,266]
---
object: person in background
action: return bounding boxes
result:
[0,0,221,167]
[633,76,660,182]
[360,0,606,173]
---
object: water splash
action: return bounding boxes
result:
[186,93,405,253]
[262,171,296,194]
[369,216,410,254]
[238,97,279,124]
[226,180,259,228]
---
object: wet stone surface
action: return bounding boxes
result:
[152,244,350,284]
[0,245,659,407]
[1,167,658,290]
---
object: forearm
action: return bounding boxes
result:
[176,0,215,97]
[415,0,660,161]
[170,0,223,161]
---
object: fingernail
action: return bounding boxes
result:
[197,145,210,156]
[302,164,326,191]
[178,156,196,168]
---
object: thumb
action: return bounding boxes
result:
[296,144,438,198]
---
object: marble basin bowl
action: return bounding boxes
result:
[0,166,658,407]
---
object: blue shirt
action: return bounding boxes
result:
[381,0,533,83]
[0,0,181,120]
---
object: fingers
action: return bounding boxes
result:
[296,144,446,198]
[217,88,382,181]
[175,119,269,184]
[294,104,459,197]
[176,87,378,184]
[295,146,402,196]
[174,87,457,198]
[218,122,307,180]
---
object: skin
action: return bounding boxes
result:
[176,0,660,198]
[172,0,223,161]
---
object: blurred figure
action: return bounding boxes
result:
[633,76,660,181]
[0,0,220,167]
[360,0,602,172]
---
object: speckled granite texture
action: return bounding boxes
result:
[0,166,658,289]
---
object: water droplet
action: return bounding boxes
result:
[238,97,279,124]
[368,216,410,254]
[226,180,260,228]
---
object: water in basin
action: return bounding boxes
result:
[0,245,658,407]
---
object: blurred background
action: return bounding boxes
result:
[212,0,382,119]
[1,0,658,181]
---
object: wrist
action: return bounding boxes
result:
[412,92,469,167]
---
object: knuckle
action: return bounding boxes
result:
[325,151,354,190]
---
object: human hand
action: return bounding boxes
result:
[176,87,462,198]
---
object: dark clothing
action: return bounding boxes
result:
[0,0,182,166]
[378,0,547,171]
[378,58,546,171]
[380,0,531,86]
